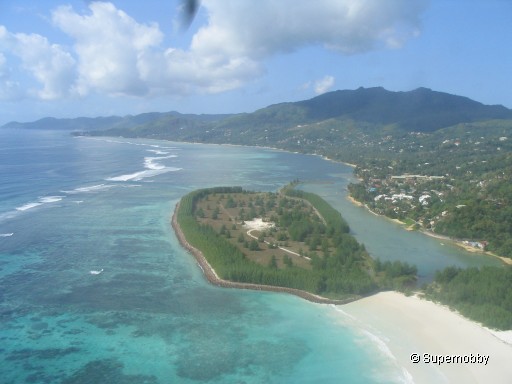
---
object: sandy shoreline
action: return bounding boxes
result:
[341,291,512,384]
[171,202,357,305]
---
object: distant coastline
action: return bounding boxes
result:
[171,201,359,305]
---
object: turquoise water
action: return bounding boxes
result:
[0,130,501,383]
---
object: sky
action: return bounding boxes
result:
[0,0,511,125]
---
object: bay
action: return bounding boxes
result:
[0,129,501,383]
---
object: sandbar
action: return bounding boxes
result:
[340,291,512,383]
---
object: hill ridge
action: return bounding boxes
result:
[3,87,512,134]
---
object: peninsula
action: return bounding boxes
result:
[172,185,417,304]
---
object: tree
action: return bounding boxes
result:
[283,255,293,267]
[249,239,260,251]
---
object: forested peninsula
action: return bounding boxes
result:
[173,185,512,329]
[172,185,417,303]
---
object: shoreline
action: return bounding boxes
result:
[420,230,512,265]
[100,134,510,265]
[171,202,358,305]
[341,291,512,384]
[345,195,512,266]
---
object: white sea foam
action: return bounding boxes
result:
[39,196,64,203]
[107,152,180,181]
[62,184,115,194]
[107,167,181,182]
[84,137,181,181]
[144,157,166,170]
[16,202,43,211]
[144,154,178,170]
[361,329,395,360]
[15,194,65,212]
[147,149,170,155]
[331,305,357,321]
[330,306,411,383]
[107,171,148,182]
[0,233,14,237]
[359,329,417,384]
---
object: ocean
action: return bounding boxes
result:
[0,129,501,383]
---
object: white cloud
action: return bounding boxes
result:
[52,2,162,96]
[197,0,426,56]
[0,0,426,101]
[50,2,263,97]
[0,25,75,100]
[314,76,335,94]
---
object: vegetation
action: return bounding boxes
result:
[71,87,512,260]
[347,122,512,258]
[424,266,512,330]
[177,185,417,299]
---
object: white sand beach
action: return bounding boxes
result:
[341,291,512,384]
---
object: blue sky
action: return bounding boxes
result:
[0,0,511,125]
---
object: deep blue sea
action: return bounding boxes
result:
[0,129,501,383]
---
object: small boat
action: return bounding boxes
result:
[90,269,104,275]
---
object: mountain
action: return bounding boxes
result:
[215,87,512,134]
[302,87,512,131]
[4,87,512,140]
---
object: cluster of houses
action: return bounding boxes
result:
[362,173,491,249]
[369,174,446,207]
[462,240,488,250]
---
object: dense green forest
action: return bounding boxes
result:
[424,266,512,330]
[177,186,417,299]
